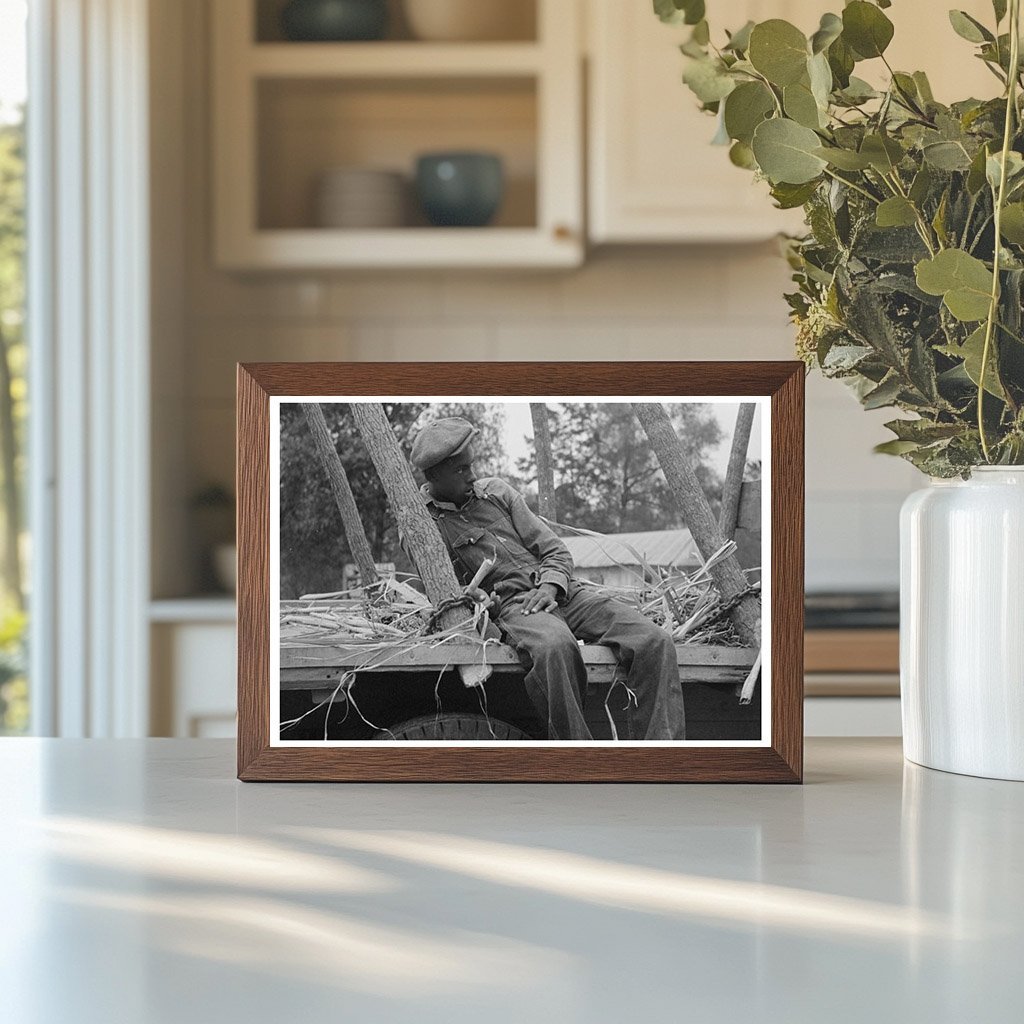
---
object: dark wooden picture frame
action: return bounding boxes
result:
[237,362,804,782]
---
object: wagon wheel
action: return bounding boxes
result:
[375,712,532,741]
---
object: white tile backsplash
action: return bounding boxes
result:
[181,249,917,593]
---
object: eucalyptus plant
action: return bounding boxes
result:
[657,0,1024,475]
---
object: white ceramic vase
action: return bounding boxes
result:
[900,467,1024,780]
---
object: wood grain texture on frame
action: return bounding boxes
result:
[237,362,804,783]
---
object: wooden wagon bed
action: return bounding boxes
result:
[280,640,758,701]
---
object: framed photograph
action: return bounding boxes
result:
[237,362,803,782]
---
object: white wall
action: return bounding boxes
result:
[154,0,921,599]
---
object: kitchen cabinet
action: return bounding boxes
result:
[211,0,583,269]
[587,0,812,243]
[586,0,999,244]
[150,601,237,738]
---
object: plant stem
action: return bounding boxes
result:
[884,170,939,255]
[750,69,784,117]
[821,167,879,204]
[979,0,1021,462]
[997,318,1024,345]
[969,212,994,253]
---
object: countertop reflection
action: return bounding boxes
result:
[1,737,1020,1023]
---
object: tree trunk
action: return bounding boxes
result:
[302,404,379,589]
[530,402,557,522]
[719,403,756,541]
[0,324,23,609]
[633,402,760,647]
[350,402,491,685]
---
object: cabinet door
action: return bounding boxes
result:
[587,0,812,242]
[589,0,1002,244]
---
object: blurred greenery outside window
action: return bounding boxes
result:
[0,0,28,734]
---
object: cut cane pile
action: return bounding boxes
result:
[278,533,761,736]
[280,534,758,651]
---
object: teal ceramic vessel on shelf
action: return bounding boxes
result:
[415,152,505,227]
[280,0,388,41]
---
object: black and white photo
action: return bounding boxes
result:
[270,396,769,746]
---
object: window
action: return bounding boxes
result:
[0,0,28,734]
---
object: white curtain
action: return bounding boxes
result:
[28,0,150,736]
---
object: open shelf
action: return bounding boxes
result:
[249,41,544,77]
[257,76,537,232]
[218,227,579,269]
[213,0,581,268]
[254,0,538,44]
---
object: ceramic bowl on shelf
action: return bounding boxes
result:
[315,167,408,228]
[280,0,388,42]
[414,152,504,227]
[403,0,534,42]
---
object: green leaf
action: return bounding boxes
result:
[751,118,828,184]
[723,81,775,144]
[784,80,825,129]
[842,1,895,59]
[748,20,809,86]
[986,150,1024,191]
[862,374,903,409]
[729,140,757,169]
[876,197,918,228]
[682,57,736,104]
[827,36,855,89]
[913,71,935,104]
[808,51,833,110]
[724,20,755,53]
[683,2,705,27]
[810,12,843,54]
[653,0,705,26]
[932,190,950,246]
[892,72,922,109]
[860,133,904,173]
[653,0,681,23]
[948,10,994,44]
[909,164,933,205]
[813,146,872,170]
[874,439,922,455]
[939,325,1006,398]
[967,144,991,194]
[915,249,994,322]
[1000,203,1024,245]
[884,418,963,443]
[922,140,973,171]
[770,180,820,209]
[908,334,941,403]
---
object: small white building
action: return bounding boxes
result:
[562,529,701,589]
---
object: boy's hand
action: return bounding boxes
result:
[521,583,559,615]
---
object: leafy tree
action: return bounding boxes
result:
[279,401,508,597]
[0,107,26,733]
[518,403,723,533]
[0,113,24,604]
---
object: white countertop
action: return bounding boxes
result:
[1,737,1020,1023]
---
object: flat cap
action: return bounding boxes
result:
[410,417,479,471]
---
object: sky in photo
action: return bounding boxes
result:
[500,401,762,476]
